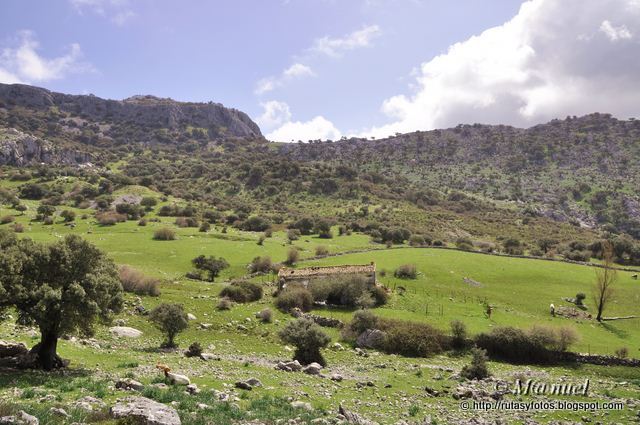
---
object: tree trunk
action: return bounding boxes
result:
[36,330,59,371]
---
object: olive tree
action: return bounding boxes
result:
[0,231,123,370]
[149,303,189,348]
[279,317,330,365]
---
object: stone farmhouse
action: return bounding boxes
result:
[277,262,376,289]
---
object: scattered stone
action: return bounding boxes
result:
[187,313,197,321]
[338,405,377,425]
[275,360,302,372]
[291,401,313,411]
[303,362,323,375]
[186,384,200,395]
[115,378,145,392]
[49,408,69,418]
[73,396,107,412]
[199,323,213,330]
[331,342,345,351]
[166,372,190,386]
[109,326,143,338]
[235,381,252,391]
[0,411,39,425]
[246,378,262,387]
[0,341,28,358]
[110,396,181,425]
[330,374,343,382]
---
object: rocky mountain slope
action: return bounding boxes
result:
[0,83,261,146]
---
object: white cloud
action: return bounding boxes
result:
[0,31,93,84]
[256,100,292,129]
[360,0,640,138]
[257,100,341,142]
[310,25,381,57]
[255,63,315,95]
[599,20,632,41]
[69,0,135,25]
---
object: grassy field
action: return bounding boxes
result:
[1,193,640,424]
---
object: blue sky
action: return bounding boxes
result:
[1,0,639,141]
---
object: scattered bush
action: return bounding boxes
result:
[199,221,211,232]
[258,308,273,323]
[378,318,448,357]
[119,266,161,296]
[185,342,203,358]
[475,325,579,364]
[97,212,126,226]
[394,264,417,279]
[175,217,199,228]
[460,347,490,380]
[575,293,586,306]
[11,223,24,233]
[217,297,233,311]
[0,215,15,224]
[153,227,177,240]
[248,256,272,273]
[279,317,331,365]
[315,245,329,256]
[192,255,229,281]
[149,303,189,348]
[308,277,388,308]
[286,229,301,243]
[241,216,271,232]
[342,310,379,341]
[285,248,300,266]
[409,235,427,247]
[60,210,76,222]
[614,347,629,359]
[503,238,523,255]
[276,287,313,312]
[43,217,54,225]
[450,320,468,350]
[219,281,263,303]
[455,237,474,251]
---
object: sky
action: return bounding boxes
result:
[0,0,639,142]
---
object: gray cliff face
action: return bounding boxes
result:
[0,128,91,166]
[0,83,262,138]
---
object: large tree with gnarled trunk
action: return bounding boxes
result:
[0,231,123,370]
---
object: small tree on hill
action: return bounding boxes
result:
[149,303,189,348]
[192,255,229,282]
[279,317,330,365]
[593,241,616,322]
[460,347,490,380]
[0,233,123,370]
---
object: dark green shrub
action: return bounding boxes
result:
[460,347,490,380]
[185,342,203,358]
[279,318,330,365]
[378,319,448,357]
[455,237,474,251]
[276,287,313,312]
[153,227,176,240]
[342,310,379,341]
[149,303,189,348]
[248,256,272,273]
[220,281,263,303]
[258,308,273,323]
[475,326,553,364]
[450,320,468,350]
[394,264,417,279]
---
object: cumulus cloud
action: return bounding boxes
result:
[69,0,135,25]
[0,31,93,84]
[257,100,341,142]
[256,100,292,129]
[361,0,640,138]
[255,63,315,95]
[310,24,381,57]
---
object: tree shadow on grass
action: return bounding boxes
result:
[600,322,629,339]
[0,367,92,389]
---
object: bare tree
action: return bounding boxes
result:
[593,241,617,322]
